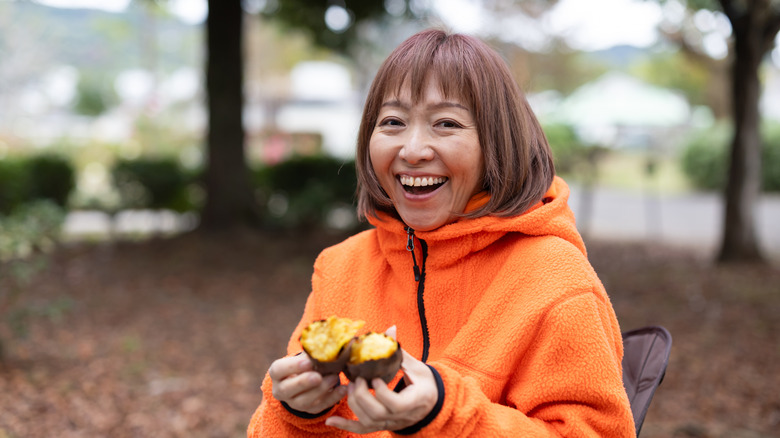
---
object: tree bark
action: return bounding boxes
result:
[717,16,765,263]
[200,0,259,231]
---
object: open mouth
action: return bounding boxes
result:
[399,175,448,195]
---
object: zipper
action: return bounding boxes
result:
[405,227,430,363]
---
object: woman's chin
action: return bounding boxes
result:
[398,212,450,232]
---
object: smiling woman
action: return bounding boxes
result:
[249,29,636,438]
[367,80,484,231]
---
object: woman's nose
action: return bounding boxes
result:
[398,128,434,164]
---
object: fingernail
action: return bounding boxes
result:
[347,383,355,395]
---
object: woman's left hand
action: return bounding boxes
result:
[325,328,439,434]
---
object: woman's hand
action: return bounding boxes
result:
[325,327,439,434]
[269,354,348,415]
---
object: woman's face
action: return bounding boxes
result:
[369,80,484,231]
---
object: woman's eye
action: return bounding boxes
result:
[437,120,462,128]
[379,118,404,127]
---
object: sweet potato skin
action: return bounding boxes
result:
[345,342,402,386]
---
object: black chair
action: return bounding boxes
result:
[621,326,672,436]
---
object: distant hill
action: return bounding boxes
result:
[585,44,651,68]
[0,1,201,78]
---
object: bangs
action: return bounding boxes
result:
[356,28,554,222]
[376,33,476,111]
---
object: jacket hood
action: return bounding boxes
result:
[368,176,585,268]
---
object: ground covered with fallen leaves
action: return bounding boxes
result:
[0,229,778,437]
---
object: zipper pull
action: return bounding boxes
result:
[405,227,421,282]
[406,226,415,252]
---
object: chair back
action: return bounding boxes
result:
[622,326,672,436]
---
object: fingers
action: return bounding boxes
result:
[347,378,389,422]
[272,368,321,401]
[289,373,347,412]
[268,354,312,381]
[372,377,404,413]
[384,325,397,340]
[399,348,422,373]
[328,373,434,434]
[323,347,439,435]
[325,415,371,434]
[269,354,348,414]
[326,379,394,434]
[269,355,314,400]
[316,381,349,411]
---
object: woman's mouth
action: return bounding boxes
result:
[398,175,448,195]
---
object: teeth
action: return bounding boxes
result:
[400,176,447,187]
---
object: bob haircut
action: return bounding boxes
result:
[356,28,555,222]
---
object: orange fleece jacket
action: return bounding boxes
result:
[248,176,636,437]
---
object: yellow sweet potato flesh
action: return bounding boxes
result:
[300,316,364,362]
[349,332,398,364]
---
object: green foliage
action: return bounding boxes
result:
[261,0,402,52]
[0,200,66,361]
[112,157,199,212]
[543,123,588,174]
[680,124,730,191]
[0,155,76,215]
[520,46,610,95]
[630,50,711,107]
[74,72,117,116]
[0,200,65,262]
[0,159,31,215]
[253,155,357,230]
[27,155,76,208]
[0,1,201,82]
[680,122,780,192]
[763,123,780,192]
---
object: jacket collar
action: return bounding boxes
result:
[367,176,585,270]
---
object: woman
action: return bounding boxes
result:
[248,29,635,437]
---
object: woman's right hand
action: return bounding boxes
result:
[269,354,348,415]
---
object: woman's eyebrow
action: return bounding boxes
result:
[380,100,469,112]
[380,100,408,110]
[428,101,469,112]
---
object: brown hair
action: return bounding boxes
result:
[356,28,554,221]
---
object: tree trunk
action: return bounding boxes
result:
[717,23,765,263]
[200,1,259,231]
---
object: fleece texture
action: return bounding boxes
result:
[248,176,636,437]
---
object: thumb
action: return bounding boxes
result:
[398,348,431,387]
[384,325,397,340]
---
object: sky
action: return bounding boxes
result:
[31,0,668,52]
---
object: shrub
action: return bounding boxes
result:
[253,155,357,230]
[0,200,66,362]
[680,122,780,192]
[112,158,198,212]
[543,123,588,175]
[680,124,730,191]
[0,159,31,215]
[0,155,76,215]
[0,200,65,262]
[27,155,76,208]
[763,123,780,192]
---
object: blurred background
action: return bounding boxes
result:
[0,1,779,437]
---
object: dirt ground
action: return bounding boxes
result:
[0,229,778,438]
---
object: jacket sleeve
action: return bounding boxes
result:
[246,372,352,438]
[404,293,636,437]
[247,254,353,438]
